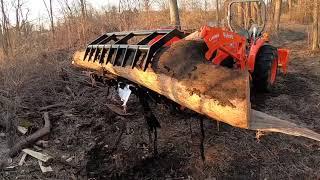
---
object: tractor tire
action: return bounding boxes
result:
[252,45,278,92]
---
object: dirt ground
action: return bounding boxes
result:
[0,24,319,179]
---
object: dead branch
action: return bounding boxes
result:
[38,103,66,111]
[9,112,51,157]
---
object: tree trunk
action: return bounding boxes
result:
[79,0,87,19]
[245,3,251,29]
[15,0,21,34]
[215,0,220,26]
[312,0,319,51]
[73,40,251,129]
[251,2,258,23]
[49,0,54,35]
[238,3,244,27]
[79,0,87,42]
[0,0,10,56]
[72,40,320,142]
[42,0,54,35]
[273,0,282,31]
[288,0,292,20]
[143,0,150,11]
[169,0,181,29]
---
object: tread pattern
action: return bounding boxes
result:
[252,45,278,92]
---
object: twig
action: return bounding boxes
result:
[38,103,65,111]
[9,112,51,157]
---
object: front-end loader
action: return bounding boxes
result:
[72,0,320,149]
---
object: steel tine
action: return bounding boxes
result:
[99,45,107,64]
[105,45,114,64]
[88,47,96,61]
[112,46,121,66]
[121,47,129,67]
[131,47,140,69]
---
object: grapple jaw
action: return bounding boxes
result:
[83,29,187,71]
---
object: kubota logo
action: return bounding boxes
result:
[209,34,220,41]
[223,32,234,39]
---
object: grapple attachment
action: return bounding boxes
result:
[83,29,187,71]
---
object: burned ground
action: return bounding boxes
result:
[0,25,319,179]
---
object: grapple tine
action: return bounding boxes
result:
[121,47,129,67]
[88,47,96,61]
[99,46,107,64]
[106,45,114,64]
[131,47,140,69]
[93,48,101,62]
[83,48,90,60]
[112,46,121,66]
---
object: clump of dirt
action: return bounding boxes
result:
[153,40,247,106]
[153,40,209,78]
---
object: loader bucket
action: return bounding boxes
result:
[83,29,187,71]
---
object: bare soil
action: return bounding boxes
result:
[154,40,247,106]
[0,24,319,179]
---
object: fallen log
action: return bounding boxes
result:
[73,40,251,129]
[9,112,51,157]
[73,40,320,142]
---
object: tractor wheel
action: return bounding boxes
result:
[252,45,278,92]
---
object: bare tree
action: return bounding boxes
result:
[288,0,292,20]
[169,0,180,29]
[312,0,319,50]
[79,0,87,20]
[0,0,10,56]
[238,3,244,27]
[273,0,282,31]
[142,0,151,11]
[43,0,54,34]
[14,0,22,33]
[79,0,87,41]
[215,0,220,26]
[251,2,258,23]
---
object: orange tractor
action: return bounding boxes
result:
[72,0,317,157]
[83,0,289,92]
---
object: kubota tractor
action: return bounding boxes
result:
[82,0,288,92]
[201,0,289,91]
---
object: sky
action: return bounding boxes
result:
[7,0,119,24]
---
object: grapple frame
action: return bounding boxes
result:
[83,29,187,71]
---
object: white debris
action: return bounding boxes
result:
[17,126,28,135]
[118,84,133,107]
[22,149,52,162]
[38,160,53,173]
[18,153,28,166]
